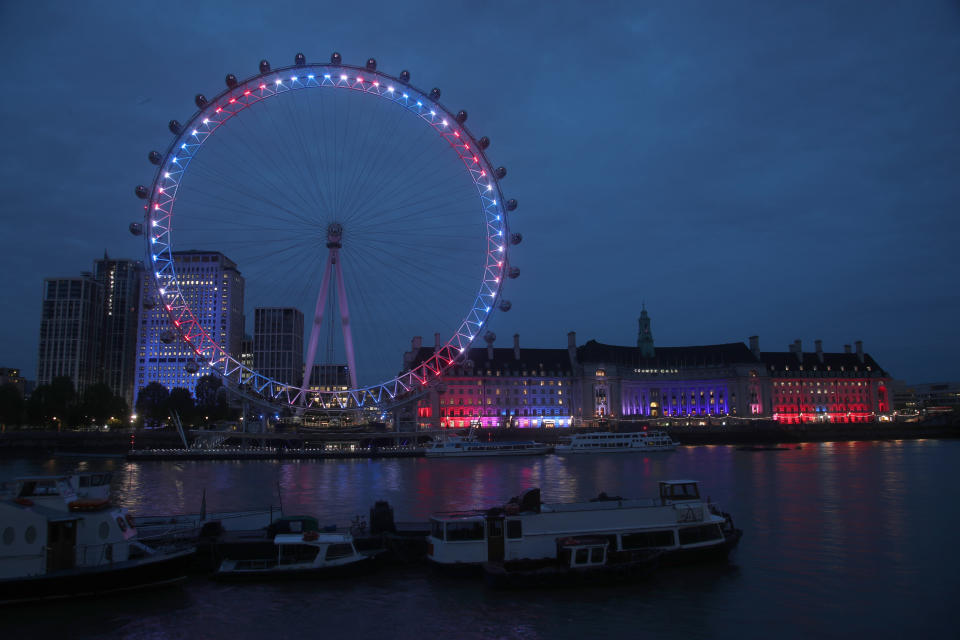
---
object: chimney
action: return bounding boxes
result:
[513,334,520,360]
[434,332,441,353]
[855,340,864,363]
[412,335,422,351]
[749,335,759,359]
[567,331,578,367]
[844,344,852,354]
[792,339,802,363]
[815,339,823,363]
[484,331,495,361]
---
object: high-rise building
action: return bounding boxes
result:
[93,255,142,408]
[253,307,303,386]
[134,251,245,403]
[37,275,102,393]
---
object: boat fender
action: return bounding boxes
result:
[116,516,127,532]
[303,530,319,541]
[125,513,136,529]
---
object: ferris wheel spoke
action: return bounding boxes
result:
[239,104,327,217]
[338,104,435,224]
[183,159,320,229]
[200,117,321,219]
[345,139,464,225]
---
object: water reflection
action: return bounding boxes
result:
[2,440,958,639]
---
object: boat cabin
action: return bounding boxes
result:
[659,480,701,504]
[557,537,608,569]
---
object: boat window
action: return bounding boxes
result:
[678,524,723,545]
[506,520,522,539]
[430,520,445,540]
[325,543,355,560]
[621,530,675,549]
[279,544,321,564]
[445,521,485,541]
[590,547,604,563]
[575,548,589,564]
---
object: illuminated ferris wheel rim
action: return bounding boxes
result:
[138,56,516,409]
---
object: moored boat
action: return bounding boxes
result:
[483,536,662,589]
[214,531,380,579]
[0,474,193,605]
[425,433,551,458]
[554,430,679,454]
[427,480,741,570]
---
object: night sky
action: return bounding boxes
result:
[1,1,958,384]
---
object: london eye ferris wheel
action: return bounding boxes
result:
[133,52,521,410]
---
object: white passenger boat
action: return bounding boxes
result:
[0,474,194,605]
[554,430,678,453]
[214,531,379,579]
[427,480,741,569]
[425,434,551,458]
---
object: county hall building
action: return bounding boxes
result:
[405,309,891,428]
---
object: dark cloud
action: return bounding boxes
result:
[1,0,958,382]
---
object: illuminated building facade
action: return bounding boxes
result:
[37,275,102,393]
[406,334,575,429]
[134,251,245,403]
[408,310,892,428]
[572,336,765,421]
[763,340,890,423]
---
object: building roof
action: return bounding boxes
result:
[409,346,573,376]
[576,340,759,368]
[760,351,887,376]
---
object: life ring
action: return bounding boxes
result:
[302,530,319,541]
[125,513,136,529]
[14,498,34,507]
[116,516,127,532]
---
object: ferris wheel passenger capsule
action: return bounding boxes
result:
[366,58,377,71]
[429,87,441,100]
[168,120,182,135]
[194,94,208,109]
[510,233,522,245]
[129,222,143,236]
[225,74,238,88]
[259,59,271,74]
[148,151,162,165]
[143,298,156,310]
[294,53,306,66]
[160,330,175,344]
[494,166,507,179]
[455,110,468,124]
[330,52,342,65]
[185,360,200,374]
[498,300,512,312]
[399,70,410,84]
[508,267,520,279]
[478,136,490,150]
[506,199,518,211]
[135,185,150,199]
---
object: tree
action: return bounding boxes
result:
[0,383,23,427]
[25,377,76,427]
[195,375,229,422]
[136,382,169,427]
[80,383,127,426]
[168,387,196,425]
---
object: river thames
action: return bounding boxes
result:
[3,438,957,639]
